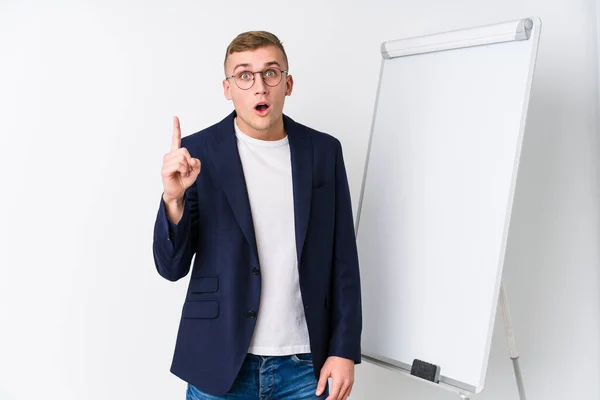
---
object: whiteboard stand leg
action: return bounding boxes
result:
[500,281,527,400]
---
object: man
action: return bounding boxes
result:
[153,31,362,400]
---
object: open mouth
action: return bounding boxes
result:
[254,103,270,115]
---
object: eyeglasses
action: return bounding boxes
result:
[226,66,288,90]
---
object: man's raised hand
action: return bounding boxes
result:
[161,116,201,207]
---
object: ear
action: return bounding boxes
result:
[285,74,294,96]
[223,79,232,100]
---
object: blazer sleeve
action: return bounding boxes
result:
[152,186,199,282]
[328,139,363,363]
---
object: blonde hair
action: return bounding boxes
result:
[224,31,288,73]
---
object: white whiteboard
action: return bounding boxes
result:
[356,18,541,393]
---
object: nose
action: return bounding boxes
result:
[253,73,268,95]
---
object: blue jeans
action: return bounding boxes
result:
[186,353,329,399]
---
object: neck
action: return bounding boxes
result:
[235,116,286,141]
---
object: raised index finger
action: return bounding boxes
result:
[172,116,181,151]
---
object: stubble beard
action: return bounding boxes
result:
[241,113,278,133]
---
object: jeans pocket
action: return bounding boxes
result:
[291,353,313,366]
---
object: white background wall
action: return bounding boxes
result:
[1,1,598,399]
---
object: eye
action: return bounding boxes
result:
[238,72,252,80]
[264,69,277,77]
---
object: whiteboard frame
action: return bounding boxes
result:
[356,17,542,396]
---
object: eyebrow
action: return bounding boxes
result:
[232,61,283,72]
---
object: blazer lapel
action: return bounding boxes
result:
[210,112,259,262]
[285,115,313,266]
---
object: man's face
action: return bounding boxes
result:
[223,45,293,135]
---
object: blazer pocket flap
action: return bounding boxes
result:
[190,275,219,293]
[183,300,219,319]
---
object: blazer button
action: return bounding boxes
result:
[247,311,257,319]
[252,267,260,275]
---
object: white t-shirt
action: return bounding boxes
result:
[234,118,311,356]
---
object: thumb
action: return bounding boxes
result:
[316,368,329,396]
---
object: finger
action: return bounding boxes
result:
[162,160,190,178]
[316,371,329,397]
[163,148,192,165]
[338,382,351,400]
[183,157,196,176]
[179,150,194,173]
[163,155,191,172]
[162,164,188,180]
[171,116,181,151]
[178,162,190,177]
[177,147,192,160]
[164,156,190,171]
[191,158,201,175]
[344,383,354,399]
[325,379,342,400]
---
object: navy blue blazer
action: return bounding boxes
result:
[152,111,362,396]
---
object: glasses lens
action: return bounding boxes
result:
[263,68,282,87]
[235,71,254,90]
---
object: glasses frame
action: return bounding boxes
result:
[225,66,289,90]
